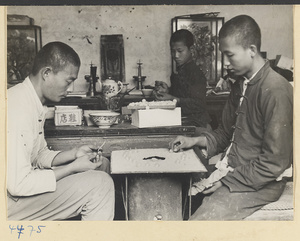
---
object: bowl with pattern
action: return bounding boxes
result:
[89,111,120,128]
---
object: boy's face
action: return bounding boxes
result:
[219,36,254,78]
[170,41,192,67]
[42,63,79,102]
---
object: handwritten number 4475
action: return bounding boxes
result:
[9,225,46,239]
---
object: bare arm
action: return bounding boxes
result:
[51,148,77,166]
[51,144,97,167]
[51,144,102,181]
[53,154,103,181]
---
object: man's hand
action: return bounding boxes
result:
[154,81,169,94]
[53,153,103,181]
[70,154,103,173]
[202,181,223,194]
[75,145,96,159]
[52,145,97,167]
[169,136,198,152]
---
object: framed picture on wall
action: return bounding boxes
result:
[172,13,224,86]
[7,25,42,89]
[100,34,125,82]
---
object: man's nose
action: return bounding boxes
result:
[224,56,231,69]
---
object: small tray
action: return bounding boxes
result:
[127,100,177,110]
[127,105,176,110]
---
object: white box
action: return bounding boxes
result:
[131,107,181,128]
[54,107,82,126]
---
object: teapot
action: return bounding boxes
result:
[98,77,124,98]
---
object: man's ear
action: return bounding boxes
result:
[249,45,258,58]
[41,67,52,80]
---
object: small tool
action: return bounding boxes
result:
[170,141,181,153]
[90,141,106,163]
[90,141,106,152]
[174,141,181,147]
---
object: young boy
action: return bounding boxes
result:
[170,15,293,220]
[154,29,211,128]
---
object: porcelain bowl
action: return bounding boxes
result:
[89,111,120,128]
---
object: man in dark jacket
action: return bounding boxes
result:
[170,15,293,220]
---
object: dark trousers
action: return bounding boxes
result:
[189,179,287,220]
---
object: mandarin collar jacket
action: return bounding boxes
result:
[201,61,293,192]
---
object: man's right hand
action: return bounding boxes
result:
[169,135,207,152]
[154,81,169,94]
[53,154,104,181]
[70,154,103,173]
[169,136,197,152]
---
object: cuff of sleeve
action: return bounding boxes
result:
[39,150,61,168]
[198,132,217,158]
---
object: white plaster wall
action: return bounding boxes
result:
[7,5,293,91]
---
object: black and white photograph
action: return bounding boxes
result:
[1,3,297,240]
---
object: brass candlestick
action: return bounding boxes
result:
[85,63,99,97]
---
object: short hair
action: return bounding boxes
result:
[170,29,194,48]
[31,41,81,75]
[219,15,261,51]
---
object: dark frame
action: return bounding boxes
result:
[172,14,224,86]
[100,34,125,82]
[7,25,42,88]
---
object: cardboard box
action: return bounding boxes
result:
[131,107,181,128]
[54,106,82,126]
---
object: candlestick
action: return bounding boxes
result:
[137,60,142,77]
[133,60,146,91]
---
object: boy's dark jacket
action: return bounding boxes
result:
[170,59,211,127]
[200,61,293,192]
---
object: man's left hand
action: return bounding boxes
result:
[202,181,223,194]
[75,145,96,159]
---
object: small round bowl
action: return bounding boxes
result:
[89,111,120,129]
[142,89,153,97]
